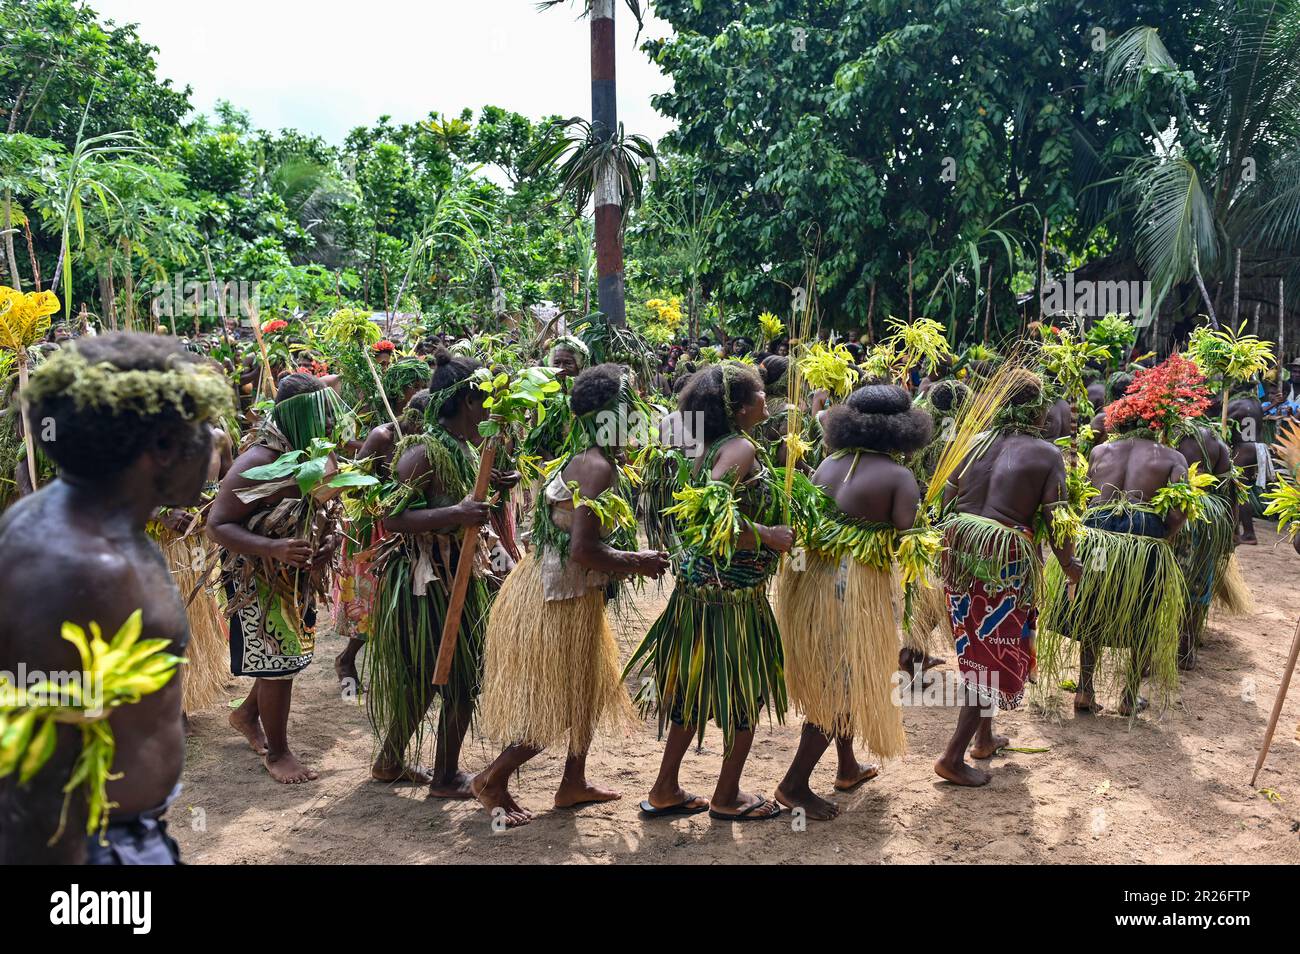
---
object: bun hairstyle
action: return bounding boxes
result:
[679,361,764,442]
[429,346,481,418]
[759,355,789,389]
[928,378,969,414]
[570,363,626,417]
[822,383,933,454]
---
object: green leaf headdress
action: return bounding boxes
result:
[272,386,349,451]
[549,335,591,370]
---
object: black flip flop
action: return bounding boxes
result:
[708,796,782,822]
[639,796,709,818]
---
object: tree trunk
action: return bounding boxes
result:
[590,0,625,327]
[3,192,22,291]
[121,237,135,331]
[1231,248,1241,327]
[1192,246,1219,329]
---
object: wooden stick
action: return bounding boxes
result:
[1250,614,1300,787]
[17,352,37,491]
[433,440,497,686]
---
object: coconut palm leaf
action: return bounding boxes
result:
[1126,155,1218,313]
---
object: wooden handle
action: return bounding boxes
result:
[432,441,497,686]
[1250,614,1300,786]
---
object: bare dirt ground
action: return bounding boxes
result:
[175,524,1300,865]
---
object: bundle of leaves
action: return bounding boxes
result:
[1085,314,1138,369]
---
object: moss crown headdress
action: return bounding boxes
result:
[25,344,233,424]
[993,368,1052,433]
[549,335,590,368]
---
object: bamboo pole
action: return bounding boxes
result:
[1250,614,1300,787]
[433,440,497,686]
[17,351,37,490]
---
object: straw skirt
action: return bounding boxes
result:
[480,551,632,753]
[774,552,906,758]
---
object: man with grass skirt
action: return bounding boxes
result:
[1,333,232,862]
[209,373,346,784]
[1171,416,1235,670]
[364,348,516,796]
[1039,355,1206,720]
[936,369,1081,787]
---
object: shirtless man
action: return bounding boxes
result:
[938,373,1081,786]
[1075,433,1187,714]
[0,333,228,862]
[1172,423,1232,668]
[1225,391,1266,544]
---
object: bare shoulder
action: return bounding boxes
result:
[221,444,280,492]
[564,448,615,496]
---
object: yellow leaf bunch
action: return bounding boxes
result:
[0,286,61,353]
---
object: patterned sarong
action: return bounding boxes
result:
[946,566,1035,710]
[227,574,316,679]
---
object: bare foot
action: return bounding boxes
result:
[554,780,621,809]
[775,783,839,820]
[182,712,194,739]
[1237,535,1258,546]
[970,734,1010,759]
[229,707,268,755]
[1074,692,1104,715]
[371,762,434,784]
[833,762,880,792]
[264,750,318,784]
[934,758,991,786]
[471,771,532,828]
[428,770,476,799]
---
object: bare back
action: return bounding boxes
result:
[814,452,919,531]
[948,433,1066,529]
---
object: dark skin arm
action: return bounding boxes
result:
[708,436,794,552]
[380,444,490,535]
[565,449,669,577]
[206,445,323,568]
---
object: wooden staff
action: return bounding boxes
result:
[1250,614,1300,787]
[432,440,497,686]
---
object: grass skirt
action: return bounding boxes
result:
[365,548,488,764]
[1213,551,1253,616]
[773,553,906,757]
[624,548,786,751]
[1038,511,1185,712]
[480,551,632,753]
[906,568,952,655]
[160,534,229,713]
[1174,494,1237,648]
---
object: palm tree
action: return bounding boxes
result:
[1077,5,1300,343]
[538,0,646,326]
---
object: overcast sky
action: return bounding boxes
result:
[92,0,676,143]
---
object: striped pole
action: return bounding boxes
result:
[590,0,626,326]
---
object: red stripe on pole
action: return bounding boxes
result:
[591,16,615,83]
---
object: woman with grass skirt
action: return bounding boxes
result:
[364,348,514,797]
[1038,359,1203,721]
[473,364,670,827]
[772,384,937,821]
[627,361,794,822]
[936,370,1081,787]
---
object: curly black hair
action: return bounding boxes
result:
[678,362,764,443]
[429,347,481,418]
[928,378,969,414]
[570,363,625,416]
[31,332,213,479]
[822,384,933,454]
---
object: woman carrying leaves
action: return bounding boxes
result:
[0,333,230,863]
[365,348,511,797]
[773,384,937,820]
[1038,356,1202,720]
[208,373,348,784]
[627,361,794,822]
[473,364,670,827]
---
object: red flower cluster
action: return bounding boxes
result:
[373,340,396,353]
[295,359,331,377]
[261,319,289,335]
[1105,353,1211,436]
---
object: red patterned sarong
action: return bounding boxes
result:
[333,526,384,640]
[945,572,1036,710]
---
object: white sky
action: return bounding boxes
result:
[91,0,676,144]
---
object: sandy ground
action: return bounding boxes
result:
[174,524,1300,865]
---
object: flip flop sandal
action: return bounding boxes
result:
[708,796,782,822]
[639,796,709,818]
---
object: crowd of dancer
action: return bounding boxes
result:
[0,310,1280,862]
